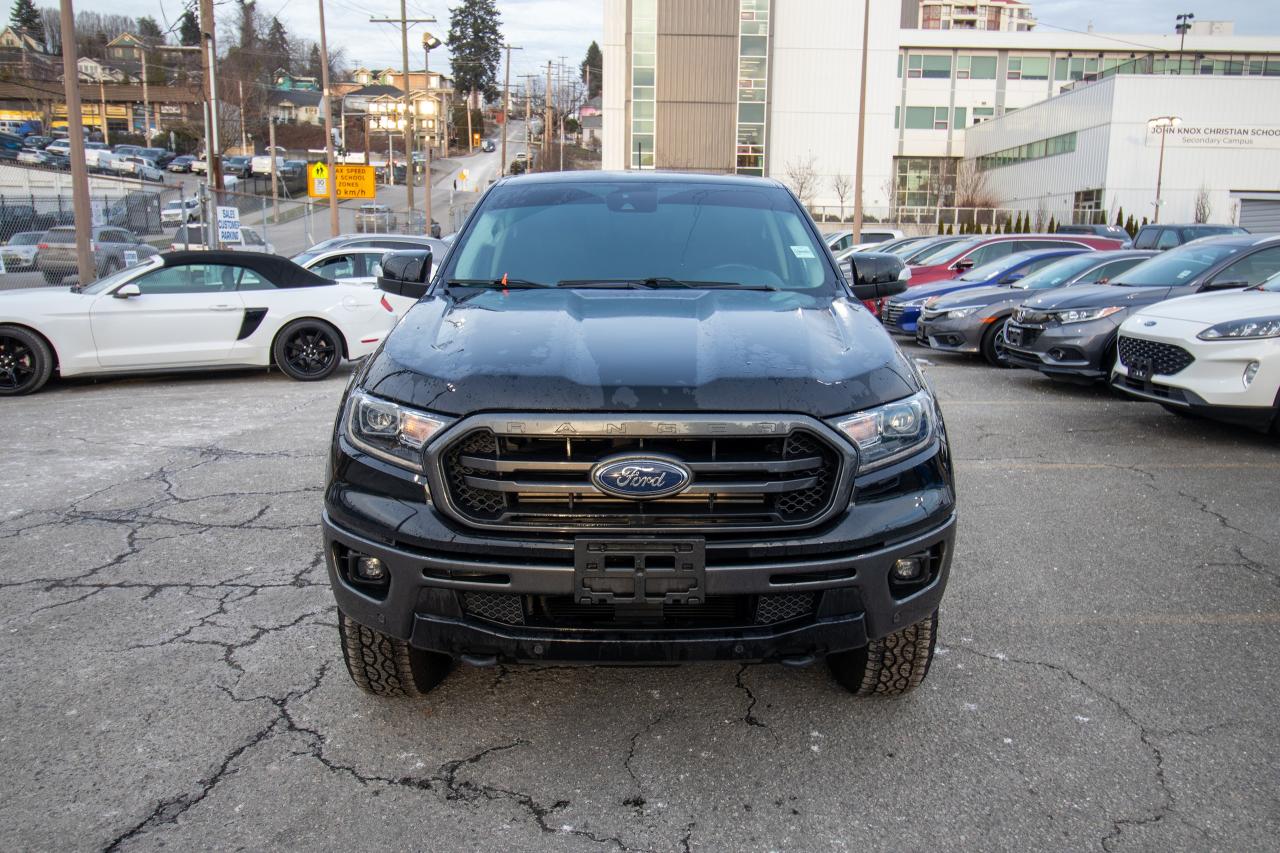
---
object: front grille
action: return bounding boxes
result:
[1118,336,1195,376]
[882,303,905,327]
[461,592,817,629]
[438,427,843,531]
[1005,324,1042,348]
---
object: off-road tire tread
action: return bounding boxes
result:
[829,610,938,697]
[337,610,449,697]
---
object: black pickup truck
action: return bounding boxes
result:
[323,172,956,698]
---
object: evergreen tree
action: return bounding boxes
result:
[1115,208,1125,228]
[447,0,502,103]
[945,223,953,235]
[178,7,200,46]
[1047,216,1057,233]
[137,15,162,42]
[9,0,42,43]
[580,40,602,99]
[936,219,945,235]
[1125,214,1137,238]
[265,17,292,74]
[307,43,322,80]
[1141,216,1149,227]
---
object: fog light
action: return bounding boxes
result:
[1243,361,1260,388]
[891,557,923,581]
[354,556,387,581]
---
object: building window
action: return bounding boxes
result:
[907,54,952,78]
[1007,56,1049,80]
[893,157,957,209]
[735,0,769,176]
[956,55,997,79]
[1054,56,1100,81]
[953,107,966,127]
[977,131,1077,170]
[971,106,994,125]
[630,0,656,169]
[902,106,950,130]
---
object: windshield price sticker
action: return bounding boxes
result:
[790,245,816,259]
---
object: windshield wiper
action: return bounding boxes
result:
[556,277,779,291]
[446,277,547,289]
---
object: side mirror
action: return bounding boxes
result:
[848,252,910,301]
[377,249,433,300]
[114,283,141,299]
[953,258,975,272]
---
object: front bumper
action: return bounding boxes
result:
[1003,316,1122,379]
[916,314,984,353]
[324,508,956,664]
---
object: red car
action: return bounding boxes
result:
[908,234,1126,286]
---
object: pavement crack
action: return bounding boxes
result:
[734,663,770,731]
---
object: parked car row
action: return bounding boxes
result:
[876,229,1280,433]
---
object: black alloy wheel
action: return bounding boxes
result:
[0,326,54,395]
[275,320,342,381]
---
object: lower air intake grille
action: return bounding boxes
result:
[755,592,818,625]
[459,593,818,629]
[461,591,525,625]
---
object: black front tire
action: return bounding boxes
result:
[338,610,451,697]
[272,319,343,381]
[827,610,938,696]
[0,325,54,396]
[980,316,1013,368]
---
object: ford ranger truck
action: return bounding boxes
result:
[323,172,956,698]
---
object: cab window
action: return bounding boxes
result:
[1155,230,1181,250]
[963,241,1015,267]
[313,254,359,280]
[1133,229,1160,250]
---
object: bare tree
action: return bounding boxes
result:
[1193,186,1212,224]
[953,160,999,209]
[784,155,819,209]
[1034,199,1048,232]
[831,173,852,222]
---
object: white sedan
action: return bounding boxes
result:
[295,247,418,316]
[1112,274,1280,432]
[0,251,398,396]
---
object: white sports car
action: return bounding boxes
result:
[1112,272,1280,432]
[0,251,399,396]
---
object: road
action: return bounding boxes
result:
[1,339,1276,850]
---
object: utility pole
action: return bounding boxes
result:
[851,0,871,241]
[198,0,224,208]
[140,48,151,141]
[523,74,533,164]
[499,44,522,176]
[371,10,435,220]
[238,80,248,152]
[317,0,340,236]
[268,118,279,222]
[98,79,109,145]
[58,0,93,285]
[543,61,553,172]
[557,57,567,172]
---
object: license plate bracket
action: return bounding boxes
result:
[574,538,706,606]
[1130,357,1153,382]
[1004,326,1023,347]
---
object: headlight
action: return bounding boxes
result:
[832,389,935,473]
[345,391,449,472]
[1052,306,1124,324]
[945,307,978,319]
[1197,316,1280,340]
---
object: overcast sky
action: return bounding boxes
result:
[72,0,1276,82]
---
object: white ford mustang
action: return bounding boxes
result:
[0,251,399,396]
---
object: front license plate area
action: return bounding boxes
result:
[1004,326,1024,347]
[574,538,706,606]
[1129,358,1153,382]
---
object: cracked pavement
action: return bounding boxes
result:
[1,349,1278,851]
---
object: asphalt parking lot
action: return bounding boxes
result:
[1,341,1277,852]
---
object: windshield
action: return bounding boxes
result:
[443,180,834,291]
[958,251,1037,282]
[80,261,153,295]
[1111,244,1238,286]
[1013,253,1107,290]
[1188,226,1247,238]
[911,238,979,267]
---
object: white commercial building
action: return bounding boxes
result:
[601,0,1280,220]
[963,75,1280,227]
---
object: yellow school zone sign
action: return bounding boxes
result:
[308,162,377,200]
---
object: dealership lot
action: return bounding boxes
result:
[0,344,1276,851]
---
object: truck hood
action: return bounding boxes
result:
[1021,283,1173,311]
[361,288,920,418]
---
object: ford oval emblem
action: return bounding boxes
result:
[1143,320,1157,327]
[591,455,692,501]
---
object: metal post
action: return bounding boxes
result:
[317,0,340,238]
[422,41,432,235]
[466,94,473,154]
[852,0,871,244]
[499,44,521,176]
[239,80,248,153]
[141,47,151,140]
[544,61,553,172]
[398,0,415,217]
[99,79,109,145]
[58,0,94,285]
[1154,130,1167,224]
[268,119,279,223]
[199,0,225,212]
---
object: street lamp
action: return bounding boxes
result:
[1175,13,1194,74]
[1148,115,1182,223]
